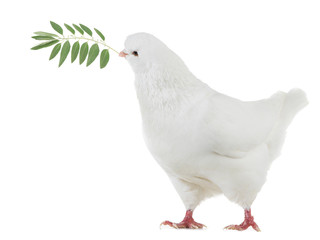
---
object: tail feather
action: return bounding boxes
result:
[279,88,308,128]
[267,88,308,159]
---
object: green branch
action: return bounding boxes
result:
[31,21,119,69]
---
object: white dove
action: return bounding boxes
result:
[119,33,308,231]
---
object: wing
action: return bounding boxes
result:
[201,90,286,158]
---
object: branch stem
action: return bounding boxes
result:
[58,35,120,54]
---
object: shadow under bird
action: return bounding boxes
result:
[119,33,308,231]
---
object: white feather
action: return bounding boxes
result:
[123,33,308,210]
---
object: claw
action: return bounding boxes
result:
[160,221,178,229]
[190,224,198,229]
[224,225,242,231]
[252,224,261,232]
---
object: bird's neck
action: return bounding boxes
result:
[134,67,205,115]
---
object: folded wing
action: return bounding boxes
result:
[202,91,286,158]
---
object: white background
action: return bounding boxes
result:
[0,0,319,239]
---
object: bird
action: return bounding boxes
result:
[118,32,308,231]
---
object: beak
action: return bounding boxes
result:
[119,50,128,58]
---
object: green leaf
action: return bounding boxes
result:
[31,40,59,50]
[32,35,55,40]
[94,28,105,41]
[86,44,99,67]
[58,41,71,67]
[64,24,75,34]
[49,43,62,60]
[72,24,84,35]
[50,21,63,35]
[79,42,89,65]
[79,24,92,36]
[100,49,109,69]
[71,41,80,63]
[34,31,59,37]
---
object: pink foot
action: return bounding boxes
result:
[225,208,261,232]
[161,210,206,229]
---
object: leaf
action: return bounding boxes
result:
[58,41,71,67]
[50,21,63,35]
[86,44,99,67]
[64,24,75,34]
[94,28,105,41]
[31,40,59,50]
[49,43,62,60]
[79,24,92,36]
[79,42,89,65]
[72,24,84,35]
[34,31,59,37]
[71,41,80,63]
[100,49,109,69]
[32,35,55,40]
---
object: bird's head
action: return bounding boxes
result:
[119,32,188,75]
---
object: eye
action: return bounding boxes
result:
[132,51,139,57]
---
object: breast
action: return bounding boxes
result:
[142,114,188,158]
[140,108,209,172]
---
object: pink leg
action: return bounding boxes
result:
[225,208,261,232]
[161,209,206,229]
